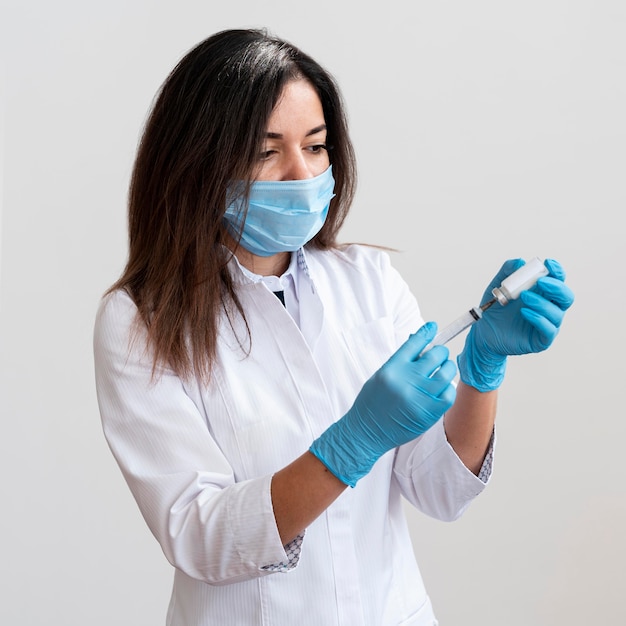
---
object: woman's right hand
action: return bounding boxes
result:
[309,322,457,487]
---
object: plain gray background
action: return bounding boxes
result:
[1,1,624,624]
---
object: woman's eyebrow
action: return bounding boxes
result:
[265,124,327,139]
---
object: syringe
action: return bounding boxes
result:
[426,257,549,351]
[428,300,495,349]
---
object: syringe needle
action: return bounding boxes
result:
[480,298,496,312]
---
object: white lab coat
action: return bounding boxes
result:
[94,244,490,625]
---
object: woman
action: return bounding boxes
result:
[94,28,574,625]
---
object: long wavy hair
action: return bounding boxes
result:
[109,28,357,380]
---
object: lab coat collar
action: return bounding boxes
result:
[224,247,312,298]
[224,247,324,351]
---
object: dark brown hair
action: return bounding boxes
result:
[110,28,357,380]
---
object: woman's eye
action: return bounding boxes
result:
[258,149,276,161]
[307,144,327,154]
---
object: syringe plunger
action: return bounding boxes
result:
[429,307,483,348]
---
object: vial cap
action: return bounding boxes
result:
[491,257,549,305]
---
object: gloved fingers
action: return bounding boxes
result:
[430,358,458,384]
[439,382,458,408]
[519,307,559,348]
[534,276,575,312]
[416,384,457,417]
[519,290,566,328]
[414,344,452,375]
[410,359,457,396]
[419,356,457,383]
[544,258,566,281]
[390,322,438,365]
[415,378,456,408]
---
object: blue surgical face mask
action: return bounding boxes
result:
[223,166,336,257]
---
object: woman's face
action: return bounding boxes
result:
[254,79,330,182]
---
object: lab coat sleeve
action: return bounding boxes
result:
[378,251,494,521]
[393,421,493,521]
[93,291,294,585]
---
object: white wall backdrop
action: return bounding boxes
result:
[1,1,624,624]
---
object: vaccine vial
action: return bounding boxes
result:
[491,257,549,305]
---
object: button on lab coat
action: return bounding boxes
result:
[94,244,490,625]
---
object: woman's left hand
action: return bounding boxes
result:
[458,258,575,391]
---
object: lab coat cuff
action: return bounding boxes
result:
[227,474,300,574]
[394,420,493,521]
[433,418,497,485]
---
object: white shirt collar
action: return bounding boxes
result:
[229,248,312,303]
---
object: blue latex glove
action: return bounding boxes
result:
[310,322,457,487]
[458,258,575,392]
